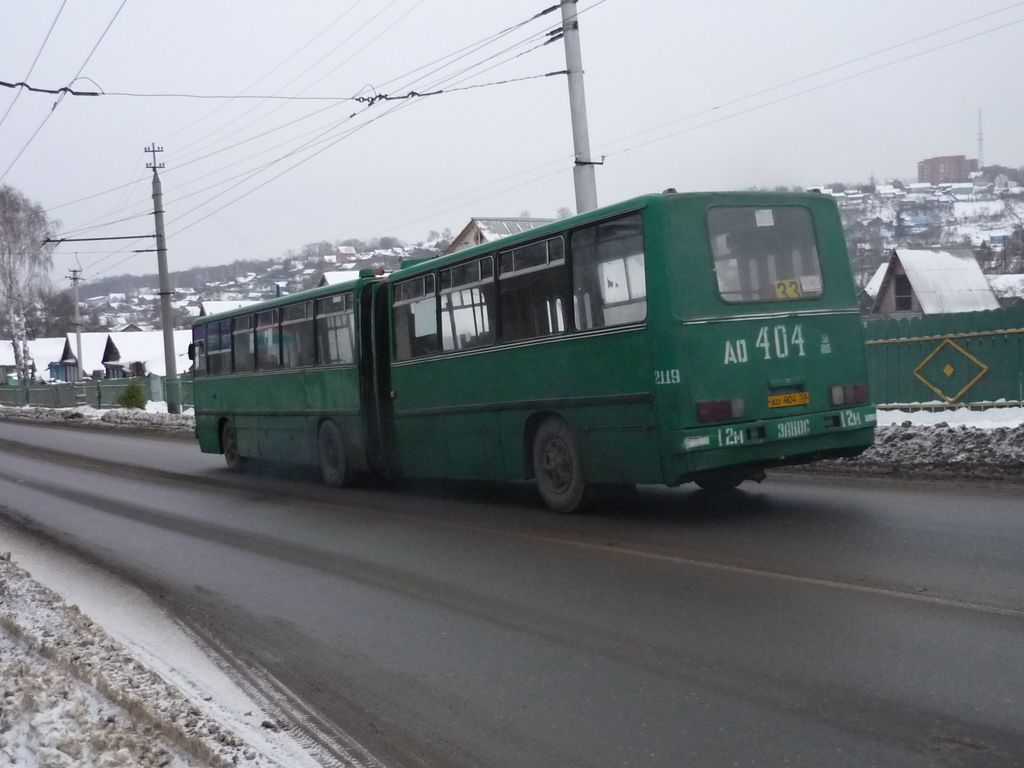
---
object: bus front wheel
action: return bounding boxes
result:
[318,420,351,487]
[221,421,245,472]
[533,418,586,513]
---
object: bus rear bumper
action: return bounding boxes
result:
[668,405,876,482]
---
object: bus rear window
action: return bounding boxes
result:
[707,206,823,303]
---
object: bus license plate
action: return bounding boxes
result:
[768,392,810,408]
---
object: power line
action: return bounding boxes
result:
[160,19,569,232]
[171,0,412,161]
[597,1,1024,154]
[0,0,128,183]
[0,0,68,132]
[1,71,562,105]
[168,2,559,171]
[602,15,1024,161]
[161,0,369,144]
[41,4,565,229]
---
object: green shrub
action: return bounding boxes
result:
[117,381,147,409]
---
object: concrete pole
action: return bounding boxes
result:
[148,145,181,414]
[560,0,598,213]
[69,267,83,379]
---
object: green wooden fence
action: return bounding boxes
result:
[864,305,1024,408]
[0,375,195,411]
[3,315,1023,412]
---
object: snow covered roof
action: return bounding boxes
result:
[319,270,362,286]
[988,274,1024,299]
[200,300,257,316]
[63,332,113,376]
[444,217,555,255]
[104,330,193,376]
[863,263,888,298]
[878,249,1000,314]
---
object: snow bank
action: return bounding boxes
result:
[0,404,195,433]
[0,553,281,767]
[876,405,1024,429]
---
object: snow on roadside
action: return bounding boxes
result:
[0,403,195,433]
[875,405,1024,429]
[0,547,321,768]
[0,628,194,768]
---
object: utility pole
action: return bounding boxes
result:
[977,108,984,169]
[146,143,180,414]
[560,0,599,213]
[66,265,83,380]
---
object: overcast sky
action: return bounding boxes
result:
[1,1,1021,283]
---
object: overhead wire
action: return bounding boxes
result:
[0,0,68,132]
[0,0,130,183]
[39,3,564,243]
[171,0,412,163]
[601,15,1024,161]
[159,9,569,235]
[595,0,1024,154]
[161,0,369,144]
[342,2,1024,240]
[57,3,576,275]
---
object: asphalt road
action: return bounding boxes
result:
[0,420,1022,768]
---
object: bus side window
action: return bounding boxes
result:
[191,325,206,376]
[571,213,646,330]
[498,237,568,342]
[281,301,316,368]
[233,315,255,372]
[316,293,355,365]
[256,309,281,370]
[207,320,232,375]
[393,275,439,361]
[441,257,496,352]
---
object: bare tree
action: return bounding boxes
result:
[0,185,57,384]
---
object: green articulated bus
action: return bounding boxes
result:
[191,190,875,512]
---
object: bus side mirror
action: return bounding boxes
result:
[187,342,195,361]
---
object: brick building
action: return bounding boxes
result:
[917,155,979,184]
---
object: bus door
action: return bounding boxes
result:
[360,281,397,476]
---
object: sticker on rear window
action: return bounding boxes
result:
[755,209,775,227]
[800,275,822,293]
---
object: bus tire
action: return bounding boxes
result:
[221,421,245,472]
[317,420,351,488]
[533,418,587,513]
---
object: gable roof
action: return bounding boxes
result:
[103,330,193,376]
[444,217,555,255]
[873,248,1000,314]
[863,263,888,298]
[62,332,113,376]
[1,337,72,381]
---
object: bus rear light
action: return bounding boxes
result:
[697,398,745,423]
[830,383,868,406]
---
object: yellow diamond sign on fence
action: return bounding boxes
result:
[913,338,989,403]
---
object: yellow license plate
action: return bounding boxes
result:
[768,391,810,408]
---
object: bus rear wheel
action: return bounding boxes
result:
[317,420,351,487]
[221,421,245,472]
[533,418,586,513]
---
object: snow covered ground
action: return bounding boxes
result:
[0,403,1022,767]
